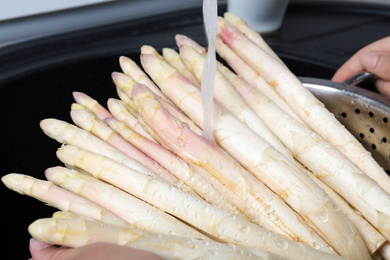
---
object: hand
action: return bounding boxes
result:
[332,36,390,97]
[29,239,163,260]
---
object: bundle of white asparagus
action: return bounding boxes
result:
[3,12,390,260]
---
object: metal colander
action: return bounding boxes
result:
[302,76,390,175]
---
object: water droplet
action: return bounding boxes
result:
[313,242,321,250]
[240,224,250,234]
[317,209,329,223]
[276,240,289,249]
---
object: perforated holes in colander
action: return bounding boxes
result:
[336,106,390,175]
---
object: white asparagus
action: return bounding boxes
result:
[105,116,248,220]
[1,173,129,227]
[40,118,153,176]
[132,83,335,254]
[45,166,206,239]
[214,36,302,122]
[140,52,370,259]
[223,12,283,64]
[179,44,291,159]
[221,59,390,241]
[162,47,200,86]
[70,108,186,188]
[217,15,390,195]
[29,218,280,260]
[72,91,113,121]
[174,33,301,122]
[55,144,342,260]
[175,34,207,55]
[115,86,139,115]
[112,71,203,135]
[119,55,170,103]
[309,174,386,254]
[107,97,154,141]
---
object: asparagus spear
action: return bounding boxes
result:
[45,166,206,239]
[162,47,200,86]
[72,91,113,120]
[118,55,170,104]
[2,173,129,227]
[178,44,291,159]
[140,52,370,259]
[55,144,342,260]
[213,36,302,122]
[112,71,202,136]
[40,118,153,176]
[175,34,207,55]
[132,82,335,255]
[70,108,186,188]
[107,97,154,141]
[29,218,279,260]
[223,12,283,64]
[174,33,300,122]
[309,174,386,254]
[105,116,247,219]
[217,15,390,195]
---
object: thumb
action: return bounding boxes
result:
[376,79,390,98]
[361,52,390,81]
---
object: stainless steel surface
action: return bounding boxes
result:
[302,77,390,174]
[343,71,377,86]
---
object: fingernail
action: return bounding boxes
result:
[361,52,379,69]
[30,238,51,251]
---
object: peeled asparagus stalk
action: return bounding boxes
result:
[1,173,129,227]
[223,12,283,64]
[309,174,386,254]
[178,44,291,159]
[174,33,300,122]
[119,55,170,104]
[72,91,113,121]
[213,36,302,122]
[162,47,199,86]
[112,70,202,135]
[72,103,196,193]
[140,52,370,259]
[217,15,390,195]
[45,166,205,239]
[40,118,153,176]
[220,55,390,241]
[29,218,279,260]
[70,108,181,187]
[105,116,246,219]
[132,83,334,254]
[107,97,154,141]
[55,144,341,260]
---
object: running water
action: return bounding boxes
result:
[201,0,217,142]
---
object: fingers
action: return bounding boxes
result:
[29,239,68,260]
[376,79,390,98]
[29,239,164,260]
[332,36,390,83]
[361,52,390,81]
[331,55,365,82]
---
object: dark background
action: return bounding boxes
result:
[1,1,390,258]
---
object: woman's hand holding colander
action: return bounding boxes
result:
[333,36,390,97]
